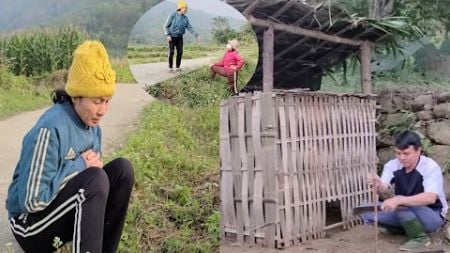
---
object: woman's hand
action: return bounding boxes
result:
[81,149,103,168]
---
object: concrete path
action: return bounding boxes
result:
[0,84,154,252]
[130,57,214,87]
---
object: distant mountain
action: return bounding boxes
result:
[0,0,96,32]
[0,0,247,54]
[0,0,162,56]
[129,1,247,45]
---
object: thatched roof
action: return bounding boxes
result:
[224,0,390,91]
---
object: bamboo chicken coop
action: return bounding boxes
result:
[220,0,392,249]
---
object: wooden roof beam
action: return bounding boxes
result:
[306,28,376,68]
[249,16,362,47]
[243,0,261,16]
[275,11,347,60]
[275,27,377,79]
[276,24,358,70]
[271,0,297,18]
[293,9,316,25]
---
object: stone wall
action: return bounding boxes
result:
[376,89,450,171]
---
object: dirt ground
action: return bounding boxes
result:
[221,225,450,253]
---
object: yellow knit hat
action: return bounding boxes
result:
[65,40,116,98]
[178,0,187,9]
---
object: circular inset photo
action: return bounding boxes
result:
[128,0,258,106]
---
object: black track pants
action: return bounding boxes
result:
[10,158,134,253]
[168,36,184,68]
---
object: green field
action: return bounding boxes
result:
[127,43,258,65]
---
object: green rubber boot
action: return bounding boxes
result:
[398,219,431,251]
[378,226,405,235]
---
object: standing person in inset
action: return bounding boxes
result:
[210,39,245,93]
[359,130,447,251]
[6,40,134,253]
[164,0,201,73]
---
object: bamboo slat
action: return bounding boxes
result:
[278,96,293,246]
[287,95,301,242]
[220,101,235,237]
[252,93,265,245]
[296,96,308,242]
[238,99,251,237]
[229,98,244,243]
[245,93,256,244]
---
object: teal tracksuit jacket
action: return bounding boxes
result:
[6,101,101,218]
[164,11,198,38]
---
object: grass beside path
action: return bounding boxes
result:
[0,66,51,119]
[116,102,220,253]
[116,50,257,252]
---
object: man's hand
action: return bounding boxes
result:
[167,36,172,42]
[197,36,202,43]
[230,65,237,71]
[367,172,382,187]
[81,149,103,168]
[381,196,404,212]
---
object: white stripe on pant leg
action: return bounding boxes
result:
[10,203,77,237]
[10,193,80,234]
[10,190,86,238]
[73,190,85,253]
[73,202,79,253]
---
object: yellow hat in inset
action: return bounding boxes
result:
[178,0,187,9]
[65,40,116,98]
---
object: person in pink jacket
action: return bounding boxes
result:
[210,39,245,92]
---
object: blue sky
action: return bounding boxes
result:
[166,0,246,20]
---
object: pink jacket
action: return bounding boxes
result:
[213,49,245,74]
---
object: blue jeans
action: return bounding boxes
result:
[360,205,444,233]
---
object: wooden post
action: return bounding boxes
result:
[360,41,372,95]
[263,25,274,92]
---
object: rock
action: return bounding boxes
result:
[428,121,450,145]
[392,96,407,111]
[437,93,450,104]
[414,120,428,135]
[428,145,450,169]
[377,131,394,148]
[410,95,435,112]
[382,113,416,130]
[433,103,450,119]
[416,110,433,121]
[414,94,434,105]
[444,173,450,201]
[378,96,395,113]
[378,147,395,167]
[424,104,434,111]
